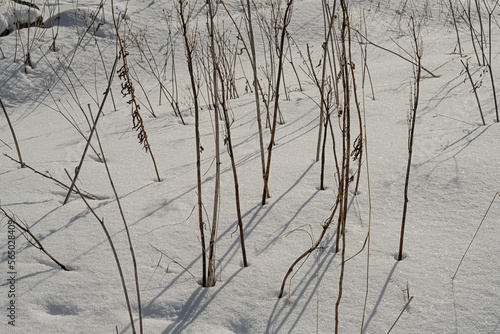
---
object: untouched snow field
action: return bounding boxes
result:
[1,0,499,333]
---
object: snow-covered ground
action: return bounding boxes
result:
[1,0,499,333]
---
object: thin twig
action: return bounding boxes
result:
[0,207,69,271]
[63,56,120,205]
[387,296,414,333]
[460,59,485,126]
[279,198,339,298]
[149,243,196,280]
[0,97,24,168]
[3,154,99,201]
[91,109,143,334]
[354,28,437,78]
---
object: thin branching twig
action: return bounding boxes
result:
[0,207,69,271]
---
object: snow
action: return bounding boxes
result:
[1,0,500,333]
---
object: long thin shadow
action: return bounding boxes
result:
[264,187,321,252]
[198,161,316,271]
[451,281,459,334]
[160,268,244,334]
[213,182,321,275]
[416,124,490,172]
[363,260,399,333]
[255,162,317,255]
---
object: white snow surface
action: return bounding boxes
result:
[1,0,500,333]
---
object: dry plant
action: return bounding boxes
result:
[36,54,104,160]
[149,244,197,283]
[38,29,122,162]
[461,58,486,125]
[481,0,499,122]
[356,12,376,102]
[387,296,414,333]
[219,75,249,268]
[334,1,356,331]
[398,16,423,261]
[177,0,207,288]
[456,0,498,123]
[262,0,294,206]
[66,0,106,68]
[201,1,250,269]
[206,0,221,288]
[111,1,161,183]
[311,0,342,190]
[359,30,374,333]
[125,20,185,123]
[8,0,47,71]
[4,153,99,200]
[90,33,118,111]
[129,66,157,118]
[42,5,108,106]
[220,0,269,199]
[212,22,240,101]
[294,41,341,190]
[161,9,184,121]
[315,0,335,164]
[65,101,148,332]
[0,97,24,168]
[62,55,119,204]
[279,197,340,298]
[254,0,288,125]
[448,0,464,55]
[48,0,61,52]
[0,206,68,271]
[354,29,436,78]
[94,121,143,333]
[277,7,363,334]
[278,5,361,334]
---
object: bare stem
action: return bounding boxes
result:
[0,97,24,168]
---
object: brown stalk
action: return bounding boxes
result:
[335,1,352,332]
[387,296,414,333]
[221,0,270,197]
[218,66,249,268]
[177,0,207,288]
[262,0,294,206]
[91,117,143,334]
[399,17,423,261]
[207,0,221,288]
